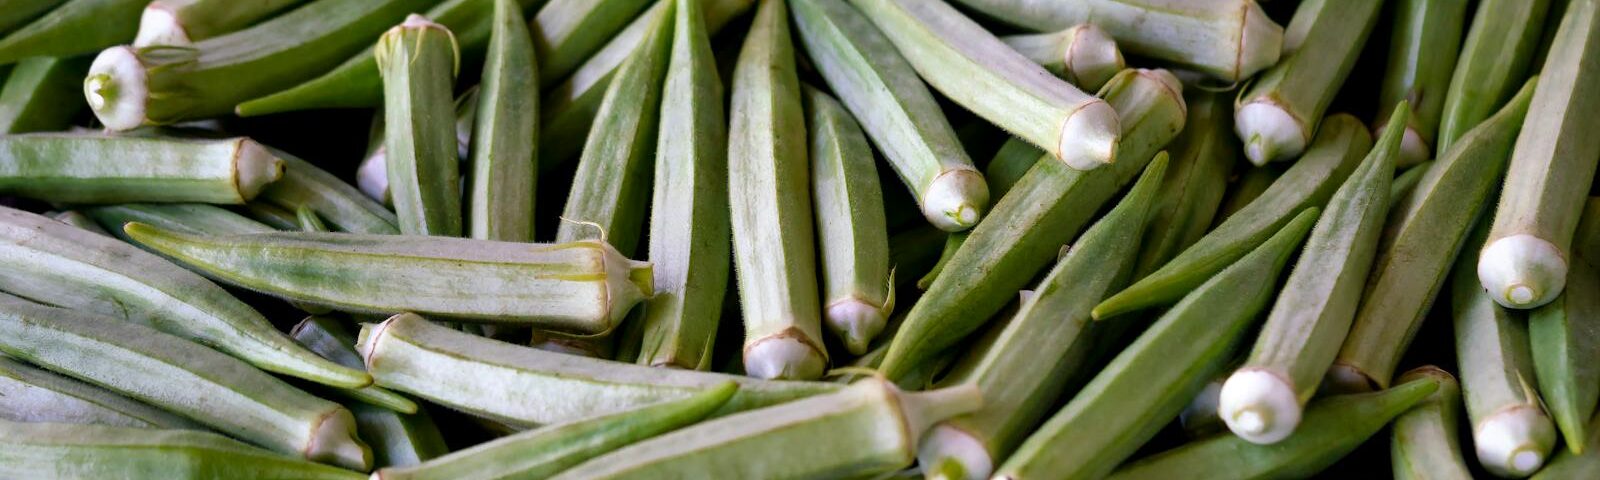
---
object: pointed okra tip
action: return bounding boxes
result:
[86,46,151,131]
[1056,99,1120,171]
[1474,404,1557,477]
[923,170,990,232]
[1218,368,1300,444]
[1477,234,1568,309]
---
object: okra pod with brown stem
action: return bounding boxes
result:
[0,421,367,480]
[0,56,89,134]
[1436,0,1553,154]
[379,15,463,237]
[0,133,285,205]
[468,0,538,243]
[1000,23,1123,92]
[134,0,312,46]
[0,356,207,431]
[1376,0,1469,166]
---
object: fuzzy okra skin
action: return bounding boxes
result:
[1218,104,1408,445]
[920,154,1169,480]
[0,356,208,431]
[0,133,285,205]
[357,313,840,427]
[1436,0,1553,154]
[879,68,1186,382]
[1095,114,1371,320]
[532,0,652,85]
[1478,0,1600,310]
[548,376,981,480]
[1132,91,1236,278]
[1109,375,1442,480]
[1377,0,1468,167]
[469,0,539,243]
[1001,24,1124,92]
[123,225,653,334]
[1215,163,1283,224]
[996,208,1317,480]
[0,294,373,470]
[379,15,463,237]
[854,0,1119,171]
[260,151,400,235]
[1234,0,1383,165]
[374,382,737,480]
[0,56,89,134]
[0,420,367,480]
[1391,367,1473,480]
[1530,257,1600,454]
[291,317,419,415]
[789,0,989,232]
[134,0,312,46]
[0,0,145,65]
[982,137,1042,200]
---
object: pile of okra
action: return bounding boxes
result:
[4,0,1600,478]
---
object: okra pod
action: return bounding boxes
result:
[0,356,207,430]
[296,206,328,232]
[123,225,653,334]
[789,0,989,231]
[549,376,980,479]
[1577,197,1600,266]
[290,316,419,414]
[378,15,463,237]
[0,132,285,205]
[1392,367,1475,480]
[1132,90,1236,277]
[468,0,538,243]
[243,202,301,230]
[0,56,89,134]
[1095,114,1371,320]
[0,0,145,65]
[1530,257,1600,454]
[350,402,448,469]
[0,420,366,480]
[0,0,64,39]
[1218,103,1407,445]
[0,293,372,470]
[1377,0,1469,167]
[532,0,652,85]
[1108,375,1441,480]
[916,232,965,291]
[356,93,476,211]
[134,0,312,46]
[920,154,1169,480]
[1534,411,1600,478]
[1234,0,1383,165]
[84,203,276,276]
[880,68,1186,381]
[996,208,1317,480]
[982,137,1042,200]
[0,206,369,388]
[1001,23,1124,92]
[855,0,1119,171]
[357,313,839,427]
[374,381,737,480]
[1436,0,1553,154]
[1478,0,1600,309]
[48,210,110,236]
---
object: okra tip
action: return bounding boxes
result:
[133,3,192,47]
[1475,404,1557,477]
[917,424,991,480]
[310,409,374,471]
[743,328,828,380]
[825,298,888,356]
[1218,368,1300,444]
[1057,100,1121,171]
[235,139,287,201]
[1477,234,1569,309]
[1235,98,1304,166]
[923,169,990,231]
[85,46,152,131]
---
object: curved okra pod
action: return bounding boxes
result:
[0,56,89,134]
[0,294,372,470]
[1094,114,1371,320]
[378,15,463,237]
[854,0,1119,171]
[0,0,145,65]
[0,133,285,205]
[996,208,1317,480]
[468,0,538,243]
[1330,79,1535,393]
[357,313,840,427]
[1108,375,1441,480]
[291,317,419,414]
[1478,0,1600,310]
[1218,103,1408,445]
[982,137,1042,200]
[1376,0,1468,167]
[789,0,989,231]
[880,68,1185,381]
[0,0,64,38]
[0,420,367,480]
[1392,367,1474,480]
[0,356,207,430]
[0,206,370,389]
[374,382,737,480]
[1437,0,1553,153]
[84,204,275,238]
[1234,0,1383,165]
[1132,91,1236,277]
[134,0,312,46]
[1530,257,1600,454]
[532,0,653,86]
[122,225,653,334]
[1000,23,1123,92]
[919,154,1168,480]
[635,0,731,370]
[549,376,980,480]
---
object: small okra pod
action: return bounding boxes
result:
[468,0,539,243]
[378,15,463,237]
[0,132,285,205]
[548,376,981,480]
[533,0,655,86]
[0,0,63,38]
[350,403,449,470]
[0,293,372,470]
[291,316,419,415]
[1376,0,1469,167]
[0,56,89,134]
[1218,103,1408,445]
[134,0,311,46]
[48,210,110,236]
[854,0,1120,171]
[1392,366,1474,480]
[0,0,144,65]
[1215,163,1283,224]
[982,137,1043,200]
[1477,0,1600,310]
[1108,375,1442,480]
[1234,0,1383,165]
[636,0,733,370]
[1095,114,1371,320]
[0,420,368,480]
[1132,90,1237,278]
[1001,23,1124,92]
[356,313,840,427]
[1530,256,1600,454]
[0,355,207,431]
[995,207,1316,480]
[374,382,738,480]
[1535,411,1600,478]
[123,225,653,335]
[1436,0,1554,154]
[789,0,989,231]
[0,206,370,389]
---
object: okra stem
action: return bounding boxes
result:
[378,15,463,237]
[1000,23,1124,92]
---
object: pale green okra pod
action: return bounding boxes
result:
[982,137,1042,200]
[350,402,449,470]
[1132,90,1236,278]
[1436,0,1552,154]
[1535,411,1600,478]
[257,149,400,235]
[1001,23,1124,92]
[0,133,285,205]
[291,316,420,415]
[48,210,110,236]
[532,0,652,85]
[1376,0,1468,166]
[0,420,366,480]
[379,15,463,237]
[468,0,539,243]
[1530,250,1600,454]
[1391,367,1475,480]
[0,356,207,431]
[134,0,312,46]
[0,56,89,134]
[1214,163,1283,224]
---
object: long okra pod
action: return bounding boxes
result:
[0,56,89,133]
[0,0,145,65]
[0,133,284,205]
[532,0,652,85]
[0,420,366,480]
[290,317,419,414]
[0,0,64,39]
[1000,24,1124,92]
[134,0,312,46]
[379,15,463,237]
[879,68,1185,381]
[854,0,1119,171]
[0,356,207,430]
[1218,104,1408,445]
[1436,0,1552,153]
[1234,0,1383,165]
[468,0,538,242]
[1478,0,1600,309]
[1095,114,1371,320]
[259,151,400,235]
[789,0,989,231]
[996,208,1318,480]
[374,382,737,480]
[1376,0,1468,166]
[1530,257,1600,453]
[0,294,372,470]
[83,203,276,276]
[1392,367,1473,480]
[357,313,839,427]
[1132,91,1236,277]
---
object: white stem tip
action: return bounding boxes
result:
[1218,368,1301,444]
[1477,234,1568,309]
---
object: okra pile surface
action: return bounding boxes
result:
[6,0,1600,478]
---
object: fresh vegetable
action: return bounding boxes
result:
[1132,90,1236,277]
[290,316,419,414]
[1436,0,1553,154]
[532,0,652,85]
[133,0,312,46]
[1376,0,1468,166]
[378,15,463,237]
[0,57,89,134]
[0,420,366,480]
[0,132,284,205]
[1391,367,1473,480]
[1000,23,1124,91]
[0,355,207,430]
[468,0,538,243]
[0,0,146,65]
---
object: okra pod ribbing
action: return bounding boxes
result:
[0,133,285,205]
[1376,0,1469,166]
[0,0,145,65]
[0,356,207,431]
[533,0,652,85]
[0,56,89,134]
[378,15,463,237]
[1000,23,1123,92]
[0,420,367,480]
[1530,256,1600,454]
[134,0,312,46]
[469,0,539,243]
[1215,163,1283,224]
[1132,91,1236,278]
[290,316,419,415]
[1391,367,1473,480]
[1436,0,1552,154]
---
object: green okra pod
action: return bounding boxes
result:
[48,210,111,236]
[1233,0,1383,165]
[357,313,839,427]
[1392,367,1475,480]
[0,56,89,134]
[879,68,1186,382]
[0,420,367,480]
[378,15,462,237]
[1000,23,1124,92]
[532,0,652,85]
[290,316,419,414]
[0,0,65,38]
[854,0,1119,171]
[1391,160,1431,201]
[1376,0,1469,167]
[374,381,737,480]
[1095,114,1372,320]
[1535,411,1600,478]
[982,137,1042,200]
[0,356,207,431]
[0,0,145,65]
[996,208,1318,480]
[915,232,965,291]
[243,202,301,230]
[356,93,476,212]
[1132,90,1236,277]
[123,225,653,334]
[1530,256,1600,454]
[468,0,538,243]
[83,203,276,277]
[789,0,989,232]
[1215,163,1283,224]
[0,293,372,470]
[1437,0,1552,154]
[0,132,285,205]
[1108,375,1442,480]
[134,0,312,46]
[350,402,448,470]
